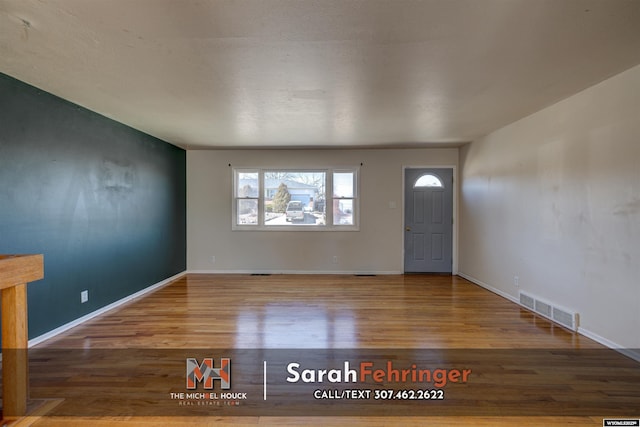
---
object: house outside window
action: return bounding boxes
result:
[233,168,358,231]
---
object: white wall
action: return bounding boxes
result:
[188,148,458,274]
[459,65,640,350]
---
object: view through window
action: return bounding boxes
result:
[234,168,358,230]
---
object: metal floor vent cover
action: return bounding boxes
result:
[519,291,578,331]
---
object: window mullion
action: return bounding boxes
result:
[258,170,264,227]
[326,170,334,227]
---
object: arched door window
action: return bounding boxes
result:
[414,174,443,188]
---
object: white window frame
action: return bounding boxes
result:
[232,167,360,231]
[331,169,358,227]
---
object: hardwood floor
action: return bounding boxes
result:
[3,274,638,426]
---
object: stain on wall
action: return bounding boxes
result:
[0,72,186,341]
[459,64,640,349]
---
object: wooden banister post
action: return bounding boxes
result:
[0,254,44,418]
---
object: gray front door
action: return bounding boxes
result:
[404,168,453,273]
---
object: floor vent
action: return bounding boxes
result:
[518,291,578,331]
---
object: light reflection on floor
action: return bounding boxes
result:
[235,304,357,348]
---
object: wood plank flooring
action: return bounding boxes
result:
[2,274,638,426]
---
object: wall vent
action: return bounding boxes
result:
[552,307,577,330]
[518,291,578,331]
[519,293,535,310]
[535,300,552,317]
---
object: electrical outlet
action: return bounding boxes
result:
[81,290,89,303]
[332,256,338,264]
[514,276,519,287]
[211,255,216,263]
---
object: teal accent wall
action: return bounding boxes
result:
[0,72,186,340]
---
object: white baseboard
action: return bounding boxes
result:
[577,327,640,362]
[28,271,187,348]
[188,269,402,275]
[457,272,519,305]
[457,271,640,363]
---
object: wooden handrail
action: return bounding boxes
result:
[0,254,44,418]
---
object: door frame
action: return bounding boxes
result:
[401,165,458,274]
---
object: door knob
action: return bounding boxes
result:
[405,227,411,231]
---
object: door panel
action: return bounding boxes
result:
[413,234,425,260]
[414,192,424,223]
[432,233,444,260]
[404,168,453,273]
[432,192,443,223]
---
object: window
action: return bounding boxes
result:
[236,171,259,225]
[332,171,355,226]
[414,174,443,188]
[233,168,359,230]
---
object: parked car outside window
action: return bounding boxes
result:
[285,201,305,222]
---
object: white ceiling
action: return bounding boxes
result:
[1,0,640,149]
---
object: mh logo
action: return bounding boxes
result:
[186,357,231,390]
